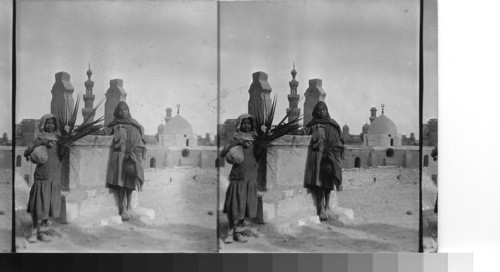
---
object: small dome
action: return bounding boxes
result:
[367,114,397,134]
[342,124,350,135]
[157,123,166,134]
[362,123,370,133]
[163,114,193,135]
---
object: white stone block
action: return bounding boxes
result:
[262,203,275,222]
[65,202,79,223]
[100,215,123,226]
[332,206,354,220]
[131,190,139,209]
[135,207,155,220]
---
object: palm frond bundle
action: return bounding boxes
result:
[55,96,105,160]
[252,97,301,162]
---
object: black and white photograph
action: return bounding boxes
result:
[0,0,13,254]
[14,0,218,252]
[217,0,436,252]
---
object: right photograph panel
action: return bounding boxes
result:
[422,0,438,253]
[218,0,432,252]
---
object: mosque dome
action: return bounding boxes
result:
[157,123,166,134]
[367,114,397,134]
[362,123,370,133]
[163,114,193,135]
[342,124,350,135]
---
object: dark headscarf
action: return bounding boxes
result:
[37,113,59,141]
[306,101,343,136]
[233,113,256,141]
[108,101,144,137]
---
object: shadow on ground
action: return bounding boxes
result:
[219,216,418,253]
[20,221,216,253]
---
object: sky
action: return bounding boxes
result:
[16,0,217,137]
[0,0,12,137]
[220,0,438,138]
[423,0,438,122]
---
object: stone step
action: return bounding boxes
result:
[272,211,321,233]
[256,186,338,223]
[60,189,139,224]
[256,187,315,223]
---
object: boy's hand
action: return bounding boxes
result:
[38,138,50,146]
[235,138,246,146]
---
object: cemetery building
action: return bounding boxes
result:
[156,105,198,148]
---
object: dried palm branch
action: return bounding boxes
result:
[54,96,105,160]
[252,97,301,162]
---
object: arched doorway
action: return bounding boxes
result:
[424,155,429,167]
[354,157,361,168]
[16,155,22,167]
[186,139,189,147]
[150,157,157,168]
[390,138,394,146]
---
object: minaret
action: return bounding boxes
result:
[369,107,377,123]
[165,107,173,123]
[286,63,301,124]
[82,63,95,123]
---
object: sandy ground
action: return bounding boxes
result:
[219,167,421,253]
[0,168,12,252]
[16,167,217,252]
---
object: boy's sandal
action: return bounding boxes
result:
[39,223,51,232]
[37,232,52,242]
[233,232,248,243]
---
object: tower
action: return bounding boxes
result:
[369,107,378,123]
[50,72,75,124]
[104,79,127,127]
[165,107,173,123]
[82,63,95,123]
[303,78,326,125]
[286,63,301,124]
[248,71,272,123]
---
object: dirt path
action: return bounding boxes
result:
[220,168,420,253]
[17,168,217,252]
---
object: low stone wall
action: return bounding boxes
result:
[258,135,337,227]
[0,146,12,169]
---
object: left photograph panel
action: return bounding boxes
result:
[0,0,13,253]
[15,0,218,252]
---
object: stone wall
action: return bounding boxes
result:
[0,146,12,169]
[14,147,35,186]
[146,146,217,169]
[15,136,218,188]
[422,146,438,183]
